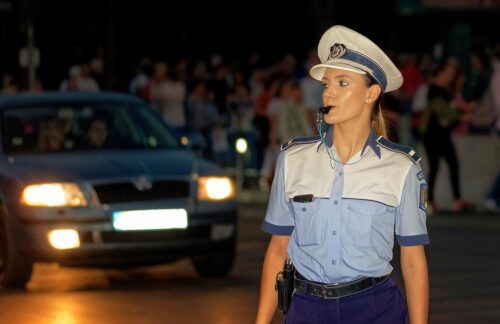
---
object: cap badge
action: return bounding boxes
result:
[328,43,347,60]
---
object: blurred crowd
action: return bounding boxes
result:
[1,45,500,211]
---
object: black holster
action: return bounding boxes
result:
[275,257,295,314]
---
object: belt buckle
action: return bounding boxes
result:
[321,287,327,298]
[321,286,337,299]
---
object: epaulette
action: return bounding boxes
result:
[376,136,421,164]
[281,135,322,151]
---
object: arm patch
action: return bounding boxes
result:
[419,183,428,211]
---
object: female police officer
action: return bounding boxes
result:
[255,25,429,324]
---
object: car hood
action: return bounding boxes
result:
[2,149,224,184]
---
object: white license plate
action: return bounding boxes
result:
[112,209,188,231]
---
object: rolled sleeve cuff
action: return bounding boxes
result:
[396,234,430,246]
[261,220,294,236]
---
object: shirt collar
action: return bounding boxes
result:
[323,124,334,148]
[361,129,381,158]
[321,125,381,159]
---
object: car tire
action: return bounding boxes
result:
[191,241,236,278]
[0,217,33,289]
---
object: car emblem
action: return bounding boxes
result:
[132,175,153,191]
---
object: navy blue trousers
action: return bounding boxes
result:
[285,277,407,324]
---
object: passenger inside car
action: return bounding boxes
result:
[80,117,109,149]
[37,117,66,151]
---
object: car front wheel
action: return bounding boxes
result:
[0,218,33,289]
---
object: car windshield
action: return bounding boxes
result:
[1,103,180,154]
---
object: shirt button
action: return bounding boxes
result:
[332,260,336,265]
[339,171,343,176]
[302,207,306,212]
[333,200,338,205]
[332,230,336,235]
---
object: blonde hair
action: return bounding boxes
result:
[372,105,388,138]
[363,75,388,138]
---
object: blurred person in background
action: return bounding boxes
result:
[481,47,500,212]
[228,81,254,132]
[90,47,106,88]
[249,68,265,100]
[400,53,424,146]
[151,62,187,134]
[400,54,424,102]
[1,74,18,94]
[418,53,436,81]
[192,60,209,82]
[174,58,190,85]
[450,67,475,135]
[78,63,100,92]
[410,54,437,142]
[211,118,230,167]
[259,78,289,189]
[380,93,404,143]
[491,46,500,135]
[129,57,153,102]
[468,49,491,103]
[300,49,325,133]
[207,63,231,125]
[484,173,500,212]
[277,80,311,142]
[467,49,494,134]
[253,77,280,186]
[31,79,44,93]
[419,59,468,213]
[185,81,219,159]
[60,65,81,92]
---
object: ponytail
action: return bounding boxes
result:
[372,103,388,138]
[363,74,388,138]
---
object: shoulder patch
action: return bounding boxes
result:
[281,135,322,151]
[376,136,421,164]
[419,183,428,211]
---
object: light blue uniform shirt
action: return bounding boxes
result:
[261,128,429,284]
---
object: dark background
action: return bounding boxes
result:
[1,0,500,90]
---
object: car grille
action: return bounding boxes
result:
[93,180,190,204]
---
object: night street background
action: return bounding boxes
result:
[2,0,500,90]
[0,0,499,323]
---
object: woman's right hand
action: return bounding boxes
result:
[255,235,290,324]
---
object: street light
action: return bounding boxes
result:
[235,137,248,154]
[235,137,248,191]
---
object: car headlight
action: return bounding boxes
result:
[197,177,235,201]
[21,183,88,207]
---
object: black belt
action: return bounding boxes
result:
[294,275,390,299]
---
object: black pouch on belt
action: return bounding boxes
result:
[275,257,295,314]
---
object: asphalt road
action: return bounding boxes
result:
[0,202,499,324]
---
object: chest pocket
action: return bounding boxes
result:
[345,200,392,248]
[291,200,321,246]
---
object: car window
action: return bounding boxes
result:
[1,103,180,154]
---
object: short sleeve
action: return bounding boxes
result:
[260,151,295,235]
[395,163,430,246]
